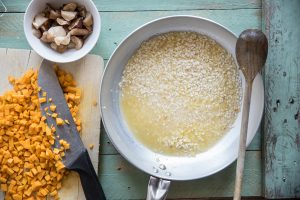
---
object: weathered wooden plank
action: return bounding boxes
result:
[0,9,261,60]
[263,0,300,198]
[249,128,261,150]
[1,0,261,12]
[98,151,262,199]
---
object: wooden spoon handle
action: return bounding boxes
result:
[233,81,253,200]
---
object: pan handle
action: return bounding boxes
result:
[146,176,171,200]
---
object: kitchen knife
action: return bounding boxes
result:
[38,59,106,200]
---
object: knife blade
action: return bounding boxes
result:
[38,59,106,200]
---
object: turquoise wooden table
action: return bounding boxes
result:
[0,0,299,199]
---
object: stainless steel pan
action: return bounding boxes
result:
[100,16,264,199]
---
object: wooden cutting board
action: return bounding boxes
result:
[0,48,104,200]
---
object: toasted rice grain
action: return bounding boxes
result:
[120,32,241,155]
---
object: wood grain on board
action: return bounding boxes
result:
[263,0,300,198]
[0,48,104,200]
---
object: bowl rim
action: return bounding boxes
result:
[23,0,101,63]
[101,15,264,181]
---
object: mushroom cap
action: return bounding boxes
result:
[83,12,93,27]
[71,36,83,50]
[61,10,78,21]
[68,17,83,30]
[54,34,71,46]
[56,18,70,26]
[49,9,61,20]
[47,26,66,42]
[50,42,58,50]
[32,14,48,29]
[67,42,76,49]
[32,29,42,39]
[63,3,77,11]
[40,32,52,43]
[69,28,89,36]
[57,45,68,53]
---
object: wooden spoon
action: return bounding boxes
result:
[233,29,268,200]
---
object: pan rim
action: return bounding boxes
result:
[100,15,264,181]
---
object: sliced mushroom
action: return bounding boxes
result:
[61,10,77,21]
[49,9,61,19]
[40,25,47,32]
[50,42,58,50]
[54,34,71,46]
[83,12,93,27]
[79,10,86,17]
[41,32,52,43]
[68,17,83,30]
[51,21,59,27]
[50,43,67,53]
[33,3,93,53]
[57,45,68,53]
[56,18,70,26]
[63,3,77,11]
[85,26,92,32]
[40,21,50,32]
[67,42,76,49]
[77,5,86,17]
[32,29,42,39]
[69,28,89,36]
[32,14,48,29]
[44,4,54,17]
[71,36,83,50]
[47,26,66,42]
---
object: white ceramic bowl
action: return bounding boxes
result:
[24,0,101,63]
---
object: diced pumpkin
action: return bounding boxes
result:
[0,66,81,199]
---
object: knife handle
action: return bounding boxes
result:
[70,149,106,200]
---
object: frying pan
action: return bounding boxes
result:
[100,16,264,199]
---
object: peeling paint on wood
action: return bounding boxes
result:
[263,0,300,198]
[1,0,261,12]
[0,9,261,60]
[99,152,262,199]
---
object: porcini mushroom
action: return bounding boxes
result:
[32,29,42,39]
[40,21,50,32]
[85,26,93,32]
[77,5,87,17]
[63,3,77,11]
[54,34,71,46]
[67,42,76,49]
[32,3,93,53]
[57,45,68,53]
[69,28,89,36]
[71,36,83,50]
[47,26,66,42]
[61,10,77,21]
[68,17,83,30]
[32,14,48,29]
[40,32,52,43]
[56,18,70,26]
[49,9,61,19]
[50,43,67,53]
[50,42,58,50]
[83,12,93,27]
